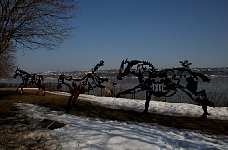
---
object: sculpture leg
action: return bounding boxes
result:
[21,83,27,95]
[20,87,24,94]
[116,85,141,98]
[199,90,214,119]
[42,85,45,96]
[16,86,19,93]
[181,88,212,119]
[16,83,23,94]
[201,90,214,107]
[20,84,25,94]
[37,87,40,95]
[66,95,73,110]
[143,90,152,114]
[200,104,208,120]
[72,92,79,108]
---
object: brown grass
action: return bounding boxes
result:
[0,88,228,136]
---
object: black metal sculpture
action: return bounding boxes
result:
[116,59,214,119]
[57,61,110,110]
[14,68,45,95]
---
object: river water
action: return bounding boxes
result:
[1,76,228,107]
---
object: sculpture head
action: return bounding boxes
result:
[179,60,192,68]
[91,60,104,73]
[13,68,21,78]
[117,59,129,80]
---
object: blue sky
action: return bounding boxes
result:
[16,0,228,72]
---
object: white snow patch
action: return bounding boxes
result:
[15,101,228,150]
[47,91,228,120]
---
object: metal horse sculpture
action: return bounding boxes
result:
[57,61,109,110]
[116,59,214,119]
[14,68,45,95]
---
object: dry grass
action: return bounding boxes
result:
[0,88,228,136]
[0,118,53,149]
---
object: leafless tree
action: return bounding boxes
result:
[0,0,79,77]
[0,45,15,77]
[0,0,79,54]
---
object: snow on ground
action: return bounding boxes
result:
[13,92,228,150]
[16,103,228,150]
[47,91,228,120]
